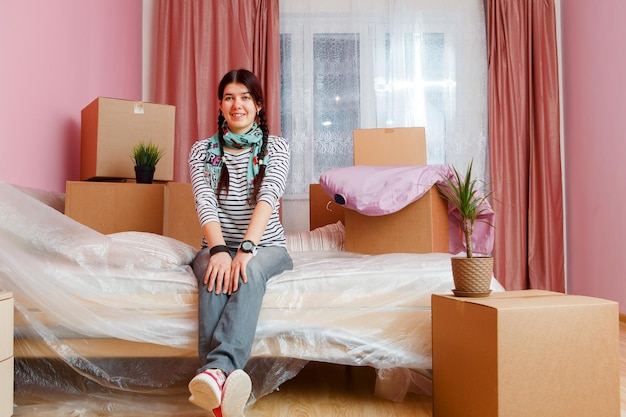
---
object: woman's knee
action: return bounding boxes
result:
[250,247,293,277]
[243,260,267,289]
[192,248,211,283]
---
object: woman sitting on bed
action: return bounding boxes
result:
[187,69,293,417]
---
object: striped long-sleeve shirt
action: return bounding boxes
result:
[189,135,290,249]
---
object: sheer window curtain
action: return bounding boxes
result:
[486,0,564,291]
[151,0,563,291]
[154,0,281,183]
[279,0,489,207]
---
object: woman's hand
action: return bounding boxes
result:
[228,251,254,294]
[204,251,232,294]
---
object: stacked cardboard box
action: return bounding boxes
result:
[343,127,449,254]
[80,97,175,182]
[163,182,203,247]
[67,98,203,247]
[65,181,202,248]
[65,181,166,235]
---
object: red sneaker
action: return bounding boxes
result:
[221,369,252,417]
[188,369,226,412]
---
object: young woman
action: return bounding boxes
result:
[187,69,293,417]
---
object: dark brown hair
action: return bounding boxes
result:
[216,69,269,203]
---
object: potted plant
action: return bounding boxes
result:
[438,160,494,297]
[131,141,164,184]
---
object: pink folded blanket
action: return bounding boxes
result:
[319,164,495,255]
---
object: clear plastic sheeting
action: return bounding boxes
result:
[0,181,504,414]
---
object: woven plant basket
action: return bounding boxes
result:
[451,256,493,297]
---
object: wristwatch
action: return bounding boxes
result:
[239,239,257,255]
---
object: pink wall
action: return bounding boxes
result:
[1,1,622,310]
[561,0,626,310]
[0,0,142,192]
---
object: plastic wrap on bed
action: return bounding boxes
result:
[0,182,202,406]
[0,181,503,413]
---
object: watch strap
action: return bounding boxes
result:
[209,244,230,256]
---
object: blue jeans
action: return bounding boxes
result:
[192,245,293,374]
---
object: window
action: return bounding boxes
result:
[280,2,487,199]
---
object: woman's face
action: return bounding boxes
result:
[219,82,262,134]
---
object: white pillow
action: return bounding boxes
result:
[109,231,197,266]
[13,183,66,213]
[286,221,345,252]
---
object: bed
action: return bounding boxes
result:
[0,179,503,407]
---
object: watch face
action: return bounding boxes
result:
[242,240,255,252]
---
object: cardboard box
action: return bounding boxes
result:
[65,181,165,234]
[163,182,202,248]
[0,357,13,417]
[432,290,620,417]
[0,292,12,362]
[309,184,345,231]
[0,292,12,417]
[64,181,203,247]
[81,97,175,181]
[344,187,448,254]
[344,127,448,254]
[353,127,426,166]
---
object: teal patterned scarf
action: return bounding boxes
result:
[204,122,266,200]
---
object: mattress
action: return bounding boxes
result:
[0,181,504,403]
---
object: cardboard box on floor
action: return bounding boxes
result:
[0,357,12,417]
[64,181,202,248]
[432,290,620,417]
[0,292,13,417]
[81,97,175,182]
[343,127,449,254]
[0,292,12,362]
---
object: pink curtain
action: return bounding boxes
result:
[154,0,281,183]
[486,0,564,291]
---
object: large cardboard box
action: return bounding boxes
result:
[163,182,202,249]
[344,127,448,254]
[65,181,165,234]
[432,290,620,417]
[0,292,13,417]
[344,188,448,254]
[81,97,175,181]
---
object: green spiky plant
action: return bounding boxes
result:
[438,160,493,258]
[131,141,164,167]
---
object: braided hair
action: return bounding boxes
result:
[215,69,269,204]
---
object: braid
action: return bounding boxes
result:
[251,108,269,203]
[217,111,229,197]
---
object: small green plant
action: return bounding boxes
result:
[131,141,164,167]
[438,160,493,258]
